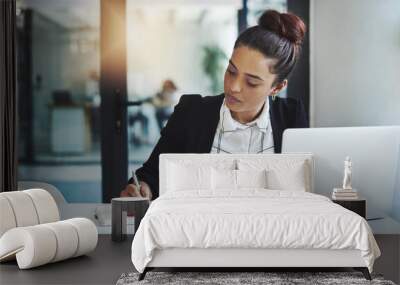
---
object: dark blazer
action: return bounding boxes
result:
[131,93,308,199]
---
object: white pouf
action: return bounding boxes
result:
[0,189,98,269]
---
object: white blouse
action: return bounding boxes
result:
[210,98,274,154]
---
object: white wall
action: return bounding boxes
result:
[310,0,400,220]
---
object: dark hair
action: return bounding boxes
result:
[234,10,306,86]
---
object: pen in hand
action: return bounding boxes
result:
[132,170,140,189]
[130,170,151,201]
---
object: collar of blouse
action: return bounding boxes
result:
[220,98,270,133]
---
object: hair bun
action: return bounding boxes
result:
[258,10,306,45]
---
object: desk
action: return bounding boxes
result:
[0,235,133,285]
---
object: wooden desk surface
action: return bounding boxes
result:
[0,235,133,285]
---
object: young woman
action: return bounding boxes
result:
[121,9,308,200]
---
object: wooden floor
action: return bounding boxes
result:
[1,217,399,284]
[0,235,134,285]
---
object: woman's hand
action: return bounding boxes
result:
[120,181,153,200]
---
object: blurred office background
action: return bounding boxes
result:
[15,0,400,222]
[16,0,287,203]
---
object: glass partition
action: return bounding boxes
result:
[16,0,102,202]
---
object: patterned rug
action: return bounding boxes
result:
[116,271,396,285]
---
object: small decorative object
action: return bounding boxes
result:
[332,156,359,200]
[111,197,149,242]
[342,156,352,190]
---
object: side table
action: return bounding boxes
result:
[332,197,366,218]
[111,197,149,242]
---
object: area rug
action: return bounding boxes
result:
[116,271,396,285]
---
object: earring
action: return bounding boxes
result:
[272,93,277,101]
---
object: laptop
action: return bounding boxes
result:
[282,126,400,220]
